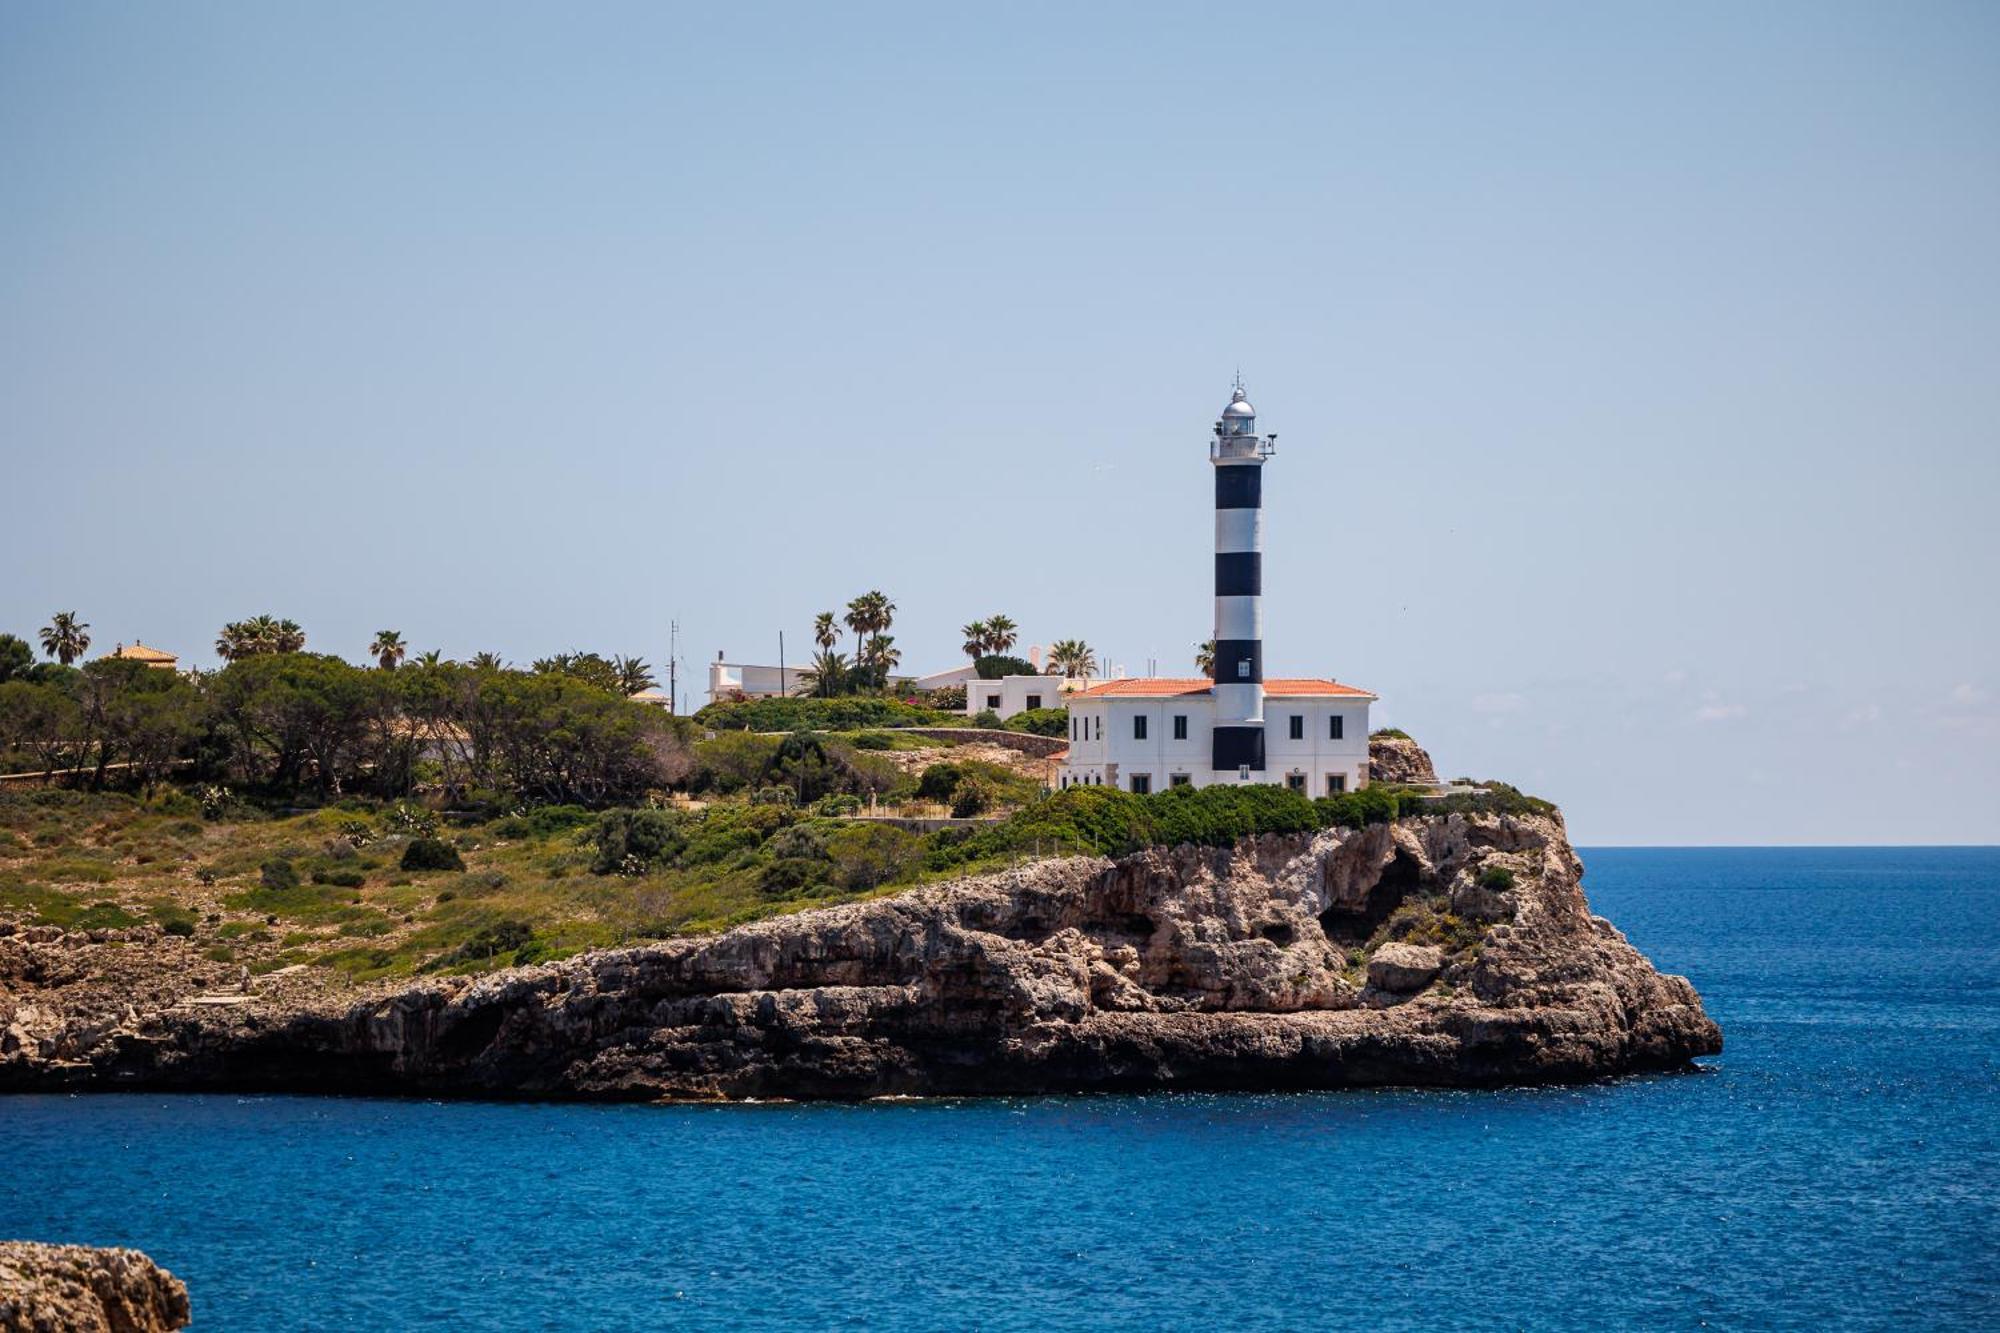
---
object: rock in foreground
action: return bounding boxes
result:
[0,808,1720,1099]
[0,1242,190,1332]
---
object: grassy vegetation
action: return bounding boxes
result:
[0,768,1555,986]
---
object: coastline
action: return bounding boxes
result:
[0,807,1722,1100]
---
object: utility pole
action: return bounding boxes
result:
[668,619,679,715]
[779,630,786,698]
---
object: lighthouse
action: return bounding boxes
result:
[1211,379,1274,776]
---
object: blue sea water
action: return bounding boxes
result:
[3,847,1996,1331]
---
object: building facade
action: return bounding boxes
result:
[966,674,1094,720]
[1057,678,1374,795]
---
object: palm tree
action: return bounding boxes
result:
[843,596,871,664]
[215,618,266,661]
[812,612,840,652]
[961,621,989,661]
[370,630,407,671]
[469,651,505,671]
[39,612,90,666]
[861,634,901,686]
[614,655,658,694]
[1047,639,1097,678]
[1195,640,1215,679]
[984,615,1018,656]
[273,619,306,653]
[413,649,444,668]
[801,649,851,699]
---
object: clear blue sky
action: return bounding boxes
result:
[3,2,1995,844]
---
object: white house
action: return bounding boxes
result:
[1057,678,1374,795]
[966,674,1095,720]
[706,657,802,705]
[912,664,979,692]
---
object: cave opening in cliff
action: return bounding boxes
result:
[1318,848,1426,945]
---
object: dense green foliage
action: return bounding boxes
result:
[0,652,695,806]
[400,837,466,872]
[1001,708,1069,737]
[692,696,956,732]
[972,655,1038,680]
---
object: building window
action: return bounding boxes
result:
[1134,715,1148,740]
[1327,773,1346,794]
[1026,694,1042,711]
[1172,714,1187,740]
[1289,715,1303,740]
[1094,716,1101,740]
[1286,773,1306,792]
[986,694,1001,710]
[1061,776,1068,789]
[1130,774,1151,795]
[1071,716,1078,740]
[1329,715,1344,740]
[1169,773,1191,787]
[1236,659,1250,679]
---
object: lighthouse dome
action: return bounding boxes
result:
[1222,388,1256,419]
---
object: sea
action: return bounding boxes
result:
[2,847,1995,1331]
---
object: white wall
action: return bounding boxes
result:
[706,661,802,703]
[966,675,1088,720]
[1060,695,1371,794]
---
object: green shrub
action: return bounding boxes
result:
[915,762,963,803]
[260,858,300,890]
[1426,782,1557,819]
[750,785,798,807]
[311,868,367,889]
[1478,866,1516,891]
[591,809,686,875]
[767,824,828,861]
[692,696,955,733]
[823,823,925,890]
[971,709,1002,730]
[1370,727,1412,740]
[950,778,993,818]
[814,793,862,816]
[848,731,892,750]
[759,857,828,898]
[400,838,465,872]
[1002,708,1069,738]
[1314,786,1408,829]
[162,918,196,938]
[492,804,593,840]
[973,655,1038,680]
[680,803,790,866]
[692,732,782,793]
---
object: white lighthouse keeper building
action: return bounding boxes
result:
[1056,381,1377,794]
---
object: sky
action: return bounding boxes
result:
[2,2,1996,845]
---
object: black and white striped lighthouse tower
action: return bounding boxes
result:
[1211,378,1274,776]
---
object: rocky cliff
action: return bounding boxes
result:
[0,807,1719,1099]
[0,1243,190,1332]
[1367,732,1439,786]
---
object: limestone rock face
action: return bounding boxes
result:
[1368,733,1439,786]
[0,1242,191,1332]
[1368,943,1443,993]
[0,811,1721,1099]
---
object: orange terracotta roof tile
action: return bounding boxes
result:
[110,642,178,662]
[1069,677,1375,700]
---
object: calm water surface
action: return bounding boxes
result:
[3,847,1996,1330]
